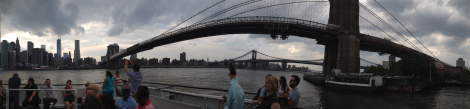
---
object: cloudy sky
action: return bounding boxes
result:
[1,0,469,71]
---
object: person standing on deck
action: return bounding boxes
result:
[103,71,115,97]
[9,73,21,109]
[282,75,301,109]
[114,71,124,97]
[221,63,245,109]
[124,59,142,100]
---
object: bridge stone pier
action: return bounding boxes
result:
[250,50,258,69]
[322,0,361,76]
[106,43,120,69]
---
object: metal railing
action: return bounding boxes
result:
[5,89,77,109]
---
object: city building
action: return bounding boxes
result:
[130,54,138,60]
[9,42,15,50]
[171,59,180,65]
[31,48,43,66]
[27,41,34,53]
[9,51,16,68]
[41,45,46,49]
[101,56,107,63]
[438,67,463,77]
[63,53,69,59]
[48,53,55,66]
[42,46,48,66]
[383,61,389,69]
[180,52,186,62]
[84,57,94,66]
[14,37,21,63]
[457,58,465,69]
[1,40,10,68]
[57,38,61,60]
[435,62,445,69]
[19,50,28,63]
[74,40,81,66]
[162,57,170,65]
[149,58,158,65]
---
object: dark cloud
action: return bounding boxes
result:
[1,0,85,37]
[212,38,227,43]
[448,0,470,19]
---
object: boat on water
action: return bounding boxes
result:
[1,85,255,109]
[325,71,386,93]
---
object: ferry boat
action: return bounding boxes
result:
[325,69,385,93]
[1,85,255,109]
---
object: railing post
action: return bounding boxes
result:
[41,90,44,109]
[74,89,78,109]
[6,89,9,109]
[204,97,207,109]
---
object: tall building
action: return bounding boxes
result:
[48,53,54,66]
[31,48,43,66]
[63,53,69,59]
[9,51,16,68]
[149,58,158,65]
[9,42,15,50]
[19,50,28,63]
[57,38,61,60]
[162,57,170,65]
[43,51,48,66]
[15,37,21,63]
[41,45,46,49]
[457,58,465,69]
[1,40,10,68]
[27,41,34,53]
[101,56,107,63]
[69,51,71,60]
[84,57,94,66]
[180,52,186,62]
[130,54,137,60]
[383,61,389,69]
[74,40,80,66]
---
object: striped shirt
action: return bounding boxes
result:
[127,71,143,94]
[115,76,124,86]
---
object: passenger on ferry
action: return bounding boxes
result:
[82,94,104,109]
[259,75,282,109]
[123,80,129,85]
[100,94,115,109]
[84,81,100,96]
[41,79,57,109]
[0,80,6,105]
[103,71,115,97]
[256,74,273,105]
[278,76,290,107]
[124,60,143,99]
[135,86,154,109]
[63,80,75,109]
[221,63,245,109]
[116,85,137,109]
[282,75,301,109]
[9,73,21,109]
[21,78,40,109]
[115,71,124,97]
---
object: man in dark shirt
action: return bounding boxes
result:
[9,73,21,109]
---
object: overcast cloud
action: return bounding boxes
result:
[1,0,470,71]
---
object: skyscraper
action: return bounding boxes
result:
[1,40,10,68]
[15,37,21,63]
[27,41,34,52]
[31,48,43,66]
[180,52,186,62]
[19,50,28,63]
[57,38,61,60]
[130,54,138,60]
[41,45,46,49]
[457,58,465,69]
[63,53,69,59]
[74,40,80,66]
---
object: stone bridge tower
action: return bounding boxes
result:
[323,0,360,76]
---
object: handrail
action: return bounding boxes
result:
[5,88,78,109]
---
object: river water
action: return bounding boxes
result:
[1,68,469,108]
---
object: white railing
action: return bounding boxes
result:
[5,89,77,109]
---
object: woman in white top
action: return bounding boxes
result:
[278,76,290,107]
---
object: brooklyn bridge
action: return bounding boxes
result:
[101,0,453,77]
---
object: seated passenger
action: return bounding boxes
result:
[41,79,57,109]
[136,86,154,109]
[259,75,282,109]
[63,80,75,109]
[116,85,137,109]
[0,80,6,105]
[22,78,40,109]
[282,75,301,109]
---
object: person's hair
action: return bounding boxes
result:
[115,71,120,75]
[265,75,279,98]
[136,86,149,100]
[292,75,301,86]
[28,78,35,85]
[133,64,140,71]
[100,94,116,109]
[84,94,104,109]
[86,84,101,95]
[106,71,113,78]
[228,62,236,75]
[13,73,18,77]
[46,79,50,81]
[280,76,287,91]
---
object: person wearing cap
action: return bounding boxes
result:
[115,85,137,109]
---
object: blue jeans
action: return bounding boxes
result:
[9,91,19,109]
[43,98,57,109]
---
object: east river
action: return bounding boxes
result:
[1,68,469,108]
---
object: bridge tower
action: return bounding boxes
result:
[106,44,120,69]
[251,50,257,69]
[323,0,360,76]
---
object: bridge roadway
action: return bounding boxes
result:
[232,59,369,69]
[107,16,452,67]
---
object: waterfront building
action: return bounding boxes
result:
[9,51,16,68]
[74,40,81,66]
[64,53,69,59]
[57,38,61,60]
[1,40,10,68]
[162,57,170,65]
[180,52,186,62]
[438,67,463,77]
[101,56,107,63]
[383,61,389,69]
[48,53,55,66]
[171,59,180,65]
[130,54,137,60]
[31,48,43,66]
[42,46,48,66]
[84,57,94,66]
[457,58,465,69]
[9,42,15,50]
[19,50,28,63]
[149,58,158,65]
[15,38,21,63]
[41,44,46,49]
